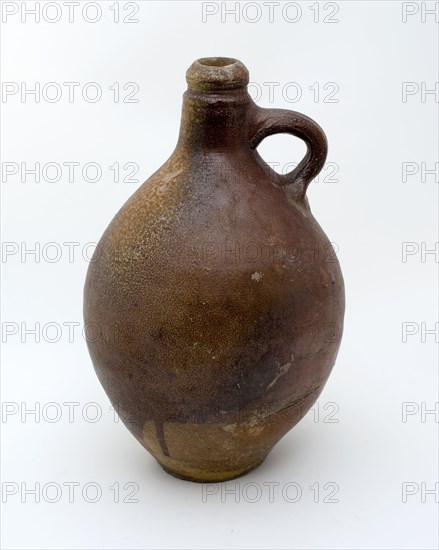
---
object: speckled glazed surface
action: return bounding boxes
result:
[84,57,345,482]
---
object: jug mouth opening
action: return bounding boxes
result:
[198,57,236,68]
[186,57,249,92]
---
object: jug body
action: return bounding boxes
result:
[84,57,345,482]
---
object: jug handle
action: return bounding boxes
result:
[248,106,328,203]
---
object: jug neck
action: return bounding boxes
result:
[176,57,253,151]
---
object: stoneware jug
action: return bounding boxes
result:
[84,57,345,482]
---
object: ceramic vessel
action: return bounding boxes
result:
[84,57,345,482]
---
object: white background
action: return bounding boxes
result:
[1,1,438,549]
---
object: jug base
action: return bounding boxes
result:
[158,459,265,483]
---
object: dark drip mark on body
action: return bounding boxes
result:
[155,420,170,457]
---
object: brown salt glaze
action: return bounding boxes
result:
[84,57,345,482]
